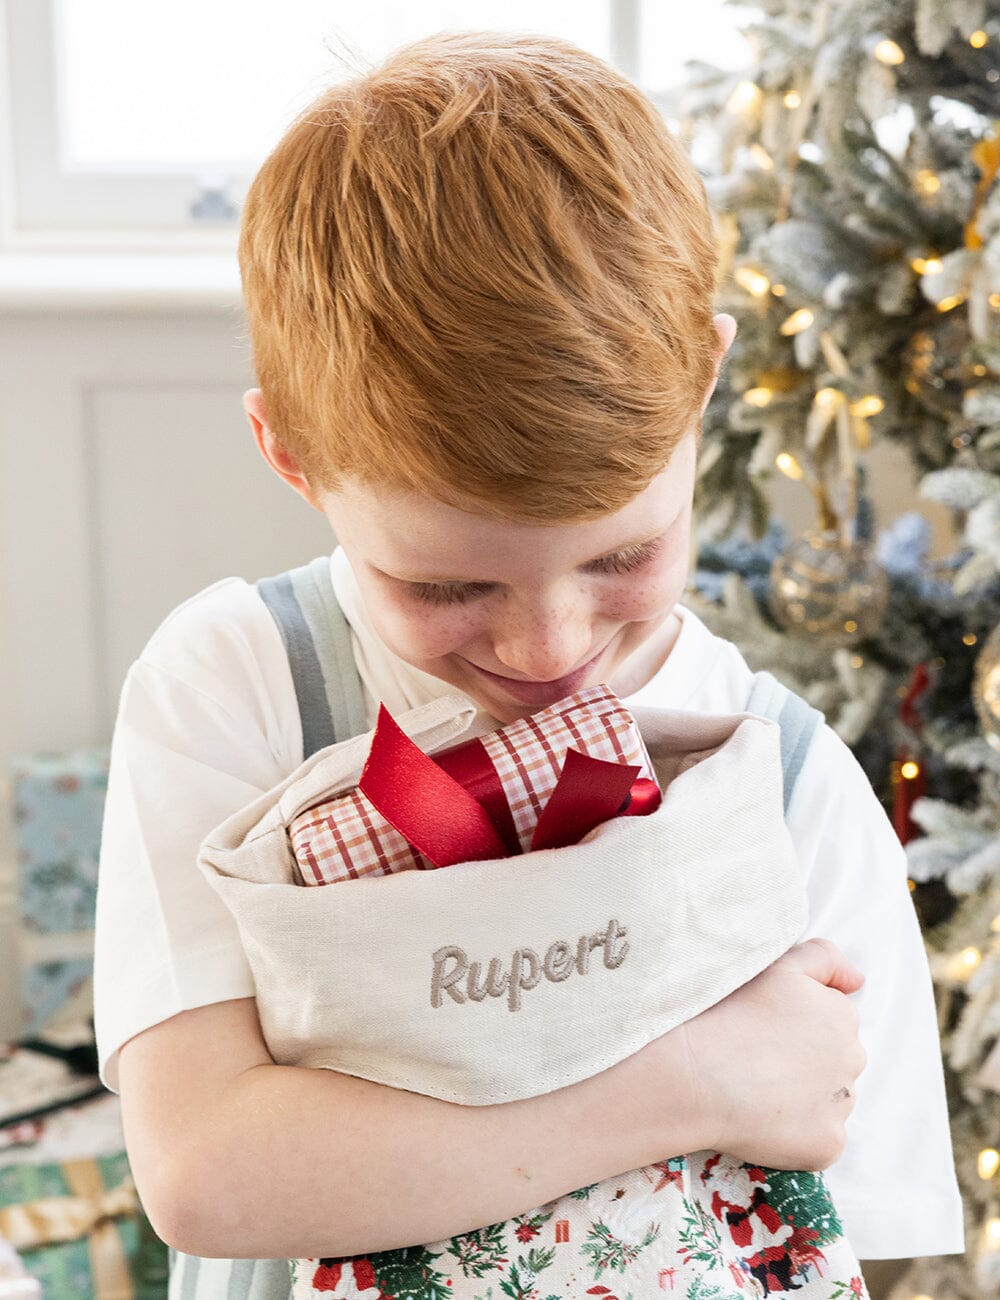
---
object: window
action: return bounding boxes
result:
[0,0,754,246]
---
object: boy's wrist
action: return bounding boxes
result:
[588,1027,709,1173]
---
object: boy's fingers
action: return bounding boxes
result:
[783,938,865,990]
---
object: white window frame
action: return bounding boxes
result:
[0,0,643,251]
[0,0,246,249]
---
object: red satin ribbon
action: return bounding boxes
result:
[435,739,521,854]
[531,747,640,851]
[359,704,661,869]
[358,707,508,867]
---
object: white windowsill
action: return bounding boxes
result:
[0,250,244,311]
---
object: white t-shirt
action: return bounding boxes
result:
[93,548,965,1261]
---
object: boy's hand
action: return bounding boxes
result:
[676,938,867,1172]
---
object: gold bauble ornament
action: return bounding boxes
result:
[973,621,1000,752]
[768,530,889,644]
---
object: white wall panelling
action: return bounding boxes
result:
[0,307,333,1039]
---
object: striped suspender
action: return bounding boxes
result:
[257,554,368,758]
[167,1251,295,1300]
[744,670,824,813]
[166,557,366,1299]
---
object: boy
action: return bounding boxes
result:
[93,28,963,1292]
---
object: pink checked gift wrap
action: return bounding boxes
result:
[287,685,661,886]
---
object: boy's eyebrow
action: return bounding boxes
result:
[382,527,668,585]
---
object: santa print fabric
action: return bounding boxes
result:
[289,1153,870,1298]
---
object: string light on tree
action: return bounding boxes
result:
[874,38,906,65]
[942,946,983,981]
[776,452,804,479]
[915,169,942,195]
[980,1150,1000,1181]
[783,90,801,108]
[912,255,944,275]
[970,30,989,48]
[780,308,815,335]
[734,266,771,297]
[744,387,774,407]
[727,80,762,114]
[850,395,885,418]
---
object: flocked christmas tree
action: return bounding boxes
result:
[671,2,1000,1296]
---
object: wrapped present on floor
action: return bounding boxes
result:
[11,749,110,1037]
[0,1035,104,1141]
[289,684,662,883]
[0,1028,167,1300]
[0,1147,166,1299]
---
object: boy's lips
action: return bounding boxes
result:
[462,644,612,707]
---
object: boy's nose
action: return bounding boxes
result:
[489,597,594,683]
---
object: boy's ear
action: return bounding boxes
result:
[699,314,738,416]
[243,388,321,511]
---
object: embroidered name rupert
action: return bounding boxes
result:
[430,918,629,1012]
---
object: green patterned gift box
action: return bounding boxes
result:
[11,748,110,1037]
[0,1150,168,1298]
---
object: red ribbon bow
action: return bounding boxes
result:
[358,704,661,869]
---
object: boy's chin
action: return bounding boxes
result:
[467,693,540,725]
[440,674,534,725]
[448,664,607,724]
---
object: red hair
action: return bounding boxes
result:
[238,30,718,521]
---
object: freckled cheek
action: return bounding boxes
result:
[599,555,689,622]
[364,594,481,663]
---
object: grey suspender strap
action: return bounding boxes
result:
[744,669,824,814]
[257,554,368,759]
[165,560,368,1300]
[167,1249,293,1300]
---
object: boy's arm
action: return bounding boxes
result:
[126,942,872,1260]
[120,995,703,1260]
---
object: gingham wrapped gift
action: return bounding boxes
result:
[287,685,662,885]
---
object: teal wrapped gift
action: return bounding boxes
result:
[11,749,110,1037]
[0,1151,167,1299]
[12,749,110,933]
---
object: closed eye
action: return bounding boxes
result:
[407,536,664,605]
[408,579,497,606]
[584,537,664,576]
